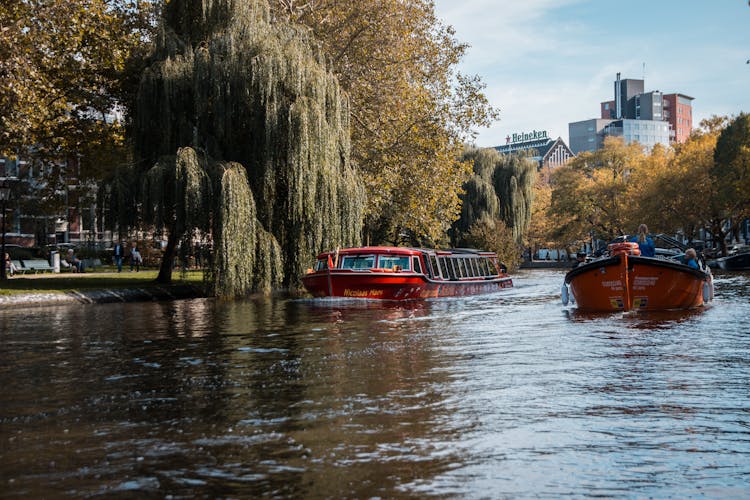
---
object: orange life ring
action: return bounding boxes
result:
[607,242,641,256]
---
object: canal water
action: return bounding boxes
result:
[1,269,749,498]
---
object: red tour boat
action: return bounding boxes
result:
[302,246,513,300]
[562,240,714,312]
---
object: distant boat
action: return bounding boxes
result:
[562,237,713,312]
[715,250,750,271]
[302,246,512,300]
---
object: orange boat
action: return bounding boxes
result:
[302,246,512,300]
[562,241,714,312]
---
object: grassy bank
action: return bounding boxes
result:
[0,268,205,296]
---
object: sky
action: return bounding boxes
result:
[433,0,750,148]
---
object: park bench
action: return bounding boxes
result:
[22,259,55,273]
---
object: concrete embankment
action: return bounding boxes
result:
[0,284,206,309]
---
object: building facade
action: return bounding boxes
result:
[1,155,100,248]
[494,130,575,179]
[602,119,672,151]
[662,93,694,143]
[569,119,615,154]
[571,73,693,153]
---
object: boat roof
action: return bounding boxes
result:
[314,246,497,259]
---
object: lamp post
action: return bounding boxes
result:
[0,179,11,280]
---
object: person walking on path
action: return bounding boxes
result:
[130,243,142,272]
[113,239,124,273]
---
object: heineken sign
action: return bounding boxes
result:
[505,129,548,144]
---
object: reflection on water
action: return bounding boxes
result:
[1,270,749,497]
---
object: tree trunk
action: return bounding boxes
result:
[156,232,178,284]
[710,219,729,257]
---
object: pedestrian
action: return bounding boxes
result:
[113,239,124,273]
[130,242,142,272]
[194,242,202,268]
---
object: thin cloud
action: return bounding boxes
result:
[435,0,750,147]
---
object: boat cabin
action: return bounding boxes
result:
[313,247,503,281]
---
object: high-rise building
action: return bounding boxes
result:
[570,73,693,153]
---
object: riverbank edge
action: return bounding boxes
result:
[0,284,207,309]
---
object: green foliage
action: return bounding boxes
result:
[548,120,748,254]
[493,152,537,243]
[713,113,750,217]
[463,216,521,271]
[211,163,256,298]
[0,0,157,186]
[452,147,536,247]
[269,0,497,244]
[550,137,645,243]
[133,0,364,292]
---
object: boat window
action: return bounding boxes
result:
[378,255,410,271]
[448,258,456,278]
[481,258,491,276]
[430,255,441,279]
[439,257,451,279]
[457,259,466,278]
[340,255,376,270]
[421,255,432,277]
[412,256,422,274]
[450,259,458,280]
[315,258,328,271]
[488,258,499,275]
[469,258,478,277]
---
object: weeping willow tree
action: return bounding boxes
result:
[453,147,536,242]
[452,147,500,238]
[132,0,364,295]
[451,147,536,267]
[493,150,537,243]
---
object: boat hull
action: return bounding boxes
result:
[716,252,750,271]
[565,254,710,312]
[302,271,512,300]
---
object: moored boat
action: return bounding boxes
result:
[562,241,713,312]
[302,246,512,300]
[714,250,750,271]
